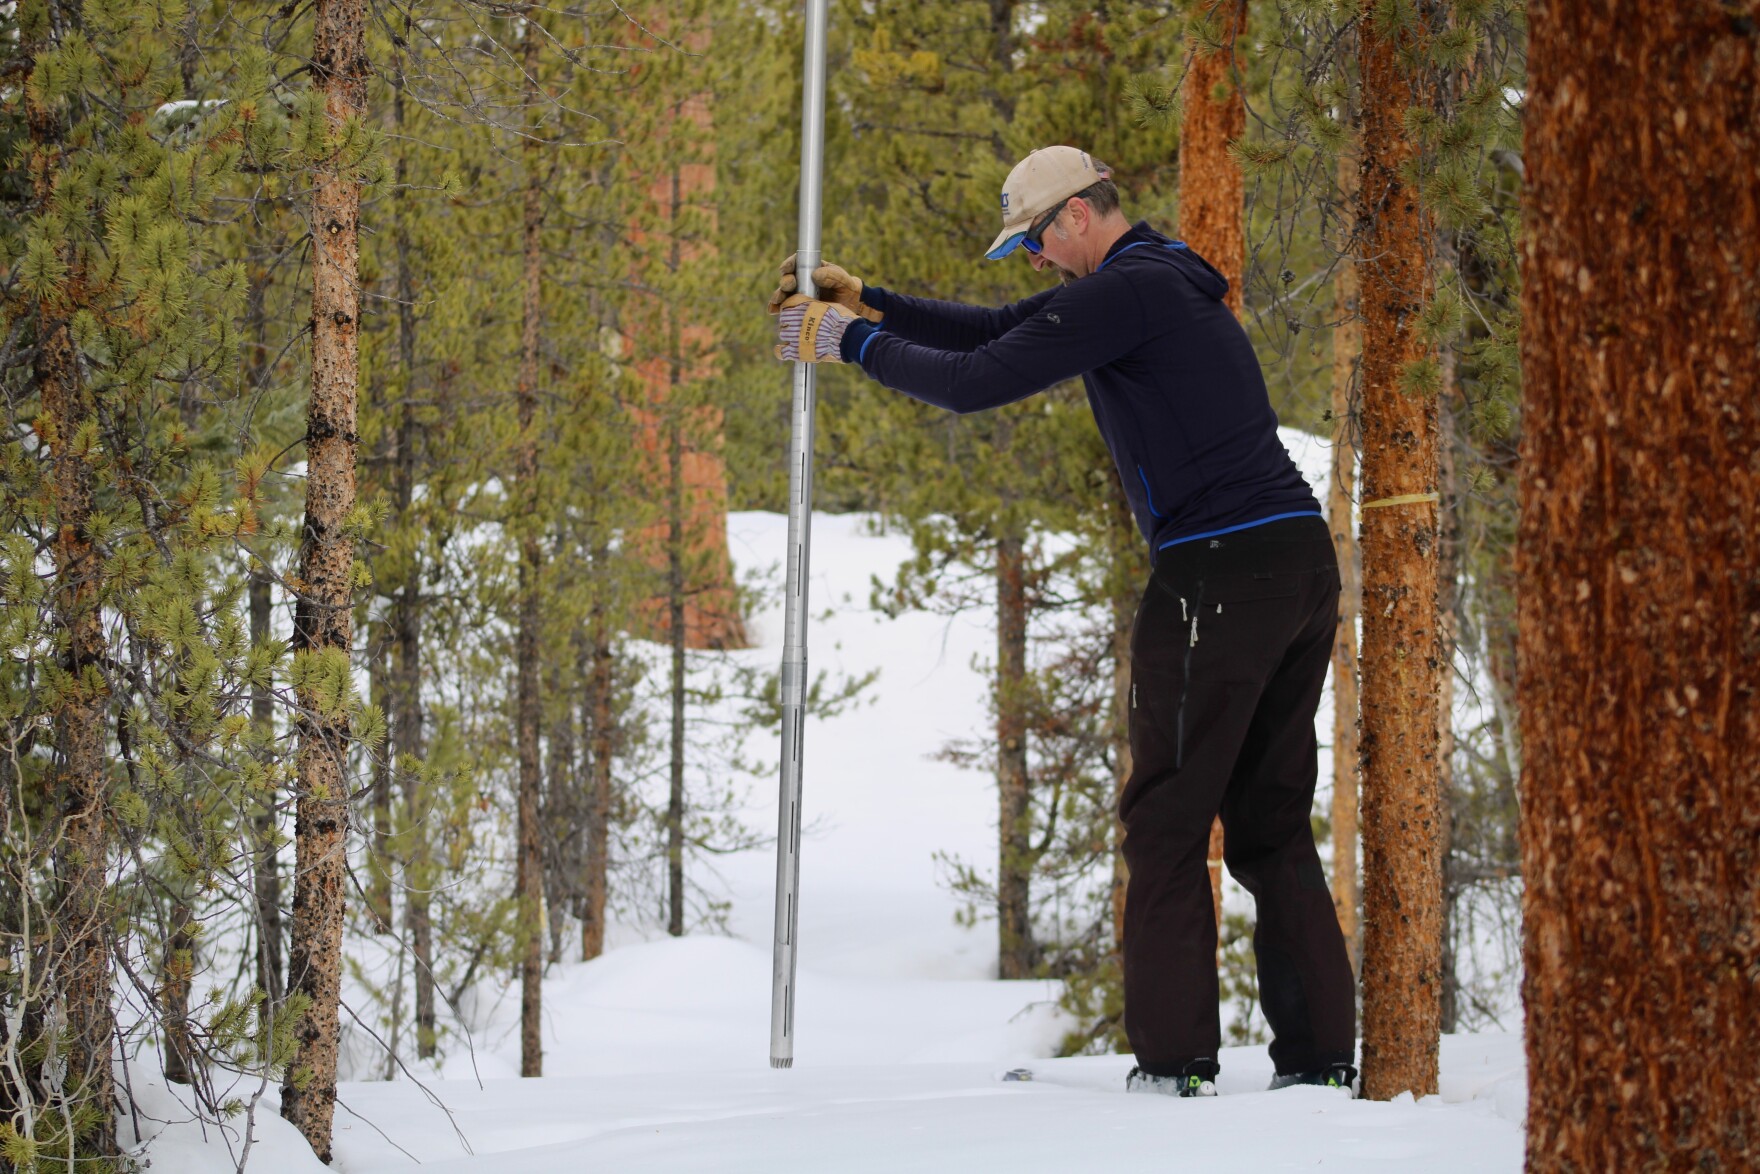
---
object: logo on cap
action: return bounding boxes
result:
[1001,191,1011,212]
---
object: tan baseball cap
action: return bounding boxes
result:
[985,146,1110,260]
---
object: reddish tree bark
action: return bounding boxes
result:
[1180,0,1247,320]
[282,0,369,1154]
[628,22,746,652]
[1355,0,1443,1102]
[1518,3,1760,1167]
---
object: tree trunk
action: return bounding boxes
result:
[1179,0,1247,320]
[664,163,689,941]
[666,408,688,939]
[545,652,575,966]
[1518,5,1760,1167]
[1355,0,1443,1103]
[1329,139,1363,977]
[397,571,436,1060]
[1179,0,1248,936]
[245,191,285,1010]
[367,620,395,933]
[1436,346,1461,1036]
[1109,538,1133,951]
[581,623,615,961]
[282,0,368,1154]
[984,19,1033,981]
[1105,467,1154,960]
[995,531,1036,979]
[250,569,285,1006]
[27,20,117,1154]
[390,63,437,1064]
[515,11,546,1080]
[162,900,197,1086]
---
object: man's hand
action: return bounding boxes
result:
[767,255,883,322]
[774,294,857,363]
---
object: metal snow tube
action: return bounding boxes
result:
[771,0,830,1071]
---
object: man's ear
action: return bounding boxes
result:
[1067,198,1092,234]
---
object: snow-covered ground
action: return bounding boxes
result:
[130,430,1527,1171]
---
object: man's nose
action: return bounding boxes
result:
[1028,251,1048,271]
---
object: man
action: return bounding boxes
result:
[771,145,1357,1097]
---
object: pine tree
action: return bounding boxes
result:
[1518,3,1759,1166]
[1354,0,1444,1102]
[1227,0,1524,1052]
[282,0,372,1153]
[350,2,535,1067]
[544,103,650,963]
[249,567,286,1008]
[21,0,116,1152]
[514,7,547,1078]
[578,625,619,959]
[2,0,269,1156]
[385,50,438,1059]
[602,0,791,938]
[1180,0,1248,320]
[234,87,303,1018]
[625,3,746,658]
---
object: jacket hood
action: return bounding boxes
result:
[1107,222,1231,303]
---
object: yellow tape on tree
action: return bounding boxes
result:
[1360,492,1441,510]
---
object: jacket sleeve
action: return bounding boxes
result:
[859,285,1057,352]
[856,272,1146,414]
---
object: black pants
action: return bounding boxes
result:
[1119,514,1355,1076]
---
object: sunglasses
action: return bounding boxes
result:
[1021,198,1071,255]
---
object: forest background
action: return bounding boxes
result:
[3,0,1546,1166]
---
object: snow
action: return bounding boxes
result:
[132,428,1527,1171]
[328,1032,1524,1173]
[427,937,1066,1081]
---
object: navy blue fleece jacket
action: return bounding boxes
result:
[838,223,1319,557]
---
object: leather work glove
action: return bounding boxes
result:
[774,294,856,363]
[767,255,884,323]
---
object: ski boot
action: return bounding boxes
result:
[1268,1062,1358,1096]
[1126,1058,1219,1098]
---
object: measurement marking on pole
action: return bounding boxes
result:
[786,893,793,945]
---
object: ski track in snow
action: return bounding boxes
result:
[135,430,1527,1171]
